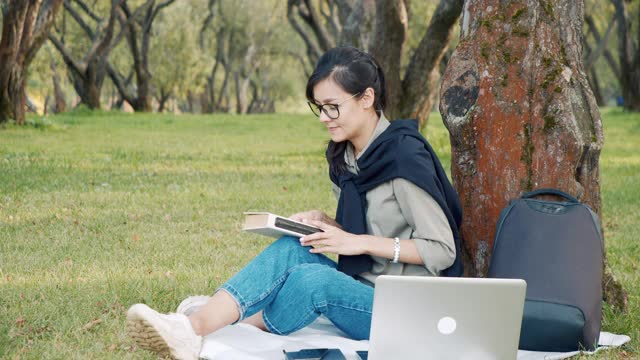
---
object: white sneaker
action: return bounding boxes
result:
[126,303,202,360]
[176,295,212,316]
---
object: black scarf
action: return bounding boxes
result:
[329,119,463,277]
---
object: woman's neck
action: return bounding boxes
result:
[352,111,381,157]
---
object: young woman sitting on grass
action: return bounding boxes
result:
[126,46,463,360]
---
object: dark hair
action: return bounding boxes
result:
[305,46,387,176]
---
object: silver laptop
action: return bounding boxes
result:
[368,276,526,360]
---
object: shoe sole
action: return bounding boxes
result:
[126,316,176,359]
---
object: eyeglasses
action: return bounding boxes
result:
[307,92,361,120]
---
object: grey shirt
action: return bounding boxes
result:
[332,114,456,285]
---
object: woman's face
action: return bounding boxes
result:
[312,78,372,145]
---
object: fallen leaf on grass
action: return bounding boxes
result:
[82,318,102,331]
[132,234,140,241]
[107,344,117,351]
[15,317,26,327]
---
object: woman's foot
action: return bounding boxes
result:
[126,304,202,360]
[176,295,211,316]
[177,295,267,331]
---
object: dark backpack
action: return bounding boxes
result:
[488,188,603,352]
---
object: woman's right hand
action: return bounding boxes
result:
[289,210,341,229]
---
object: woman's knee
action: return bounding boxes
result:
[286,263,337,297]
[271,236,304,251]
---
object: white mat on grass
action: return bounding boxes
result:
[200,316,630,360]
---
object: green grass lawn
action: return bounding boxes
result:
[1,108,638,359]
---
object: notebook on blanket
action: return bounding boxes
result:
[366,276,527,360]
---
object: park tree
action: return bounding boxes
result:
[610,0,640,111]
[0,0,63,124]
[287,0,463,129]
[147,2,208,112]
[440,0,627,310]
[582,0,640,110]
[48,0,122,110]
[582,1,618,106]
[197,0,297,114]
[107,0,175,112]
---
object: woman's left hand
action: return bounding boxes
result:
[300,220,367,256]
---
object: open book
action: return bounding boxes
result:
[243,212,324,238]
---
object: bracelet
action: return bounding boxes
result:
[391,237,400,263]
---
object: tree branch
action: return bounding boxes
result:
[106,62,136,105]
[71,0,101,22]
[149,0,175,26]
[399,0,463,121]
[320,0,341,40]
[198,0,217,49]
[584,14,617,71]
[84,0,120,64]
[286,50,312,78]
[48,32,86,77]
[287,0,323,64]
[585,13,621,79]
[63,0,96,40]
[19,1,43,63]
[26,0,63,66]
[300,0,335,50]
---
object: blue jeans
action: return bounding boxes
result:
[218,236,374,340]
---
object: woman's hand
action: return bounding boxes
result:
[299,220,367,256]
[289,210,341,228]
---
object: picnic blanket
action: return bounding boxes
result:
[199,316,630,360]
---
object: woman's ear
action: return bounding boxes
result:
[361,87,376,109]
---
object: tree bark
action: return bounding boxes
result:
[338,0,375,51]
[0,0,63,124]
[440,0,627,311]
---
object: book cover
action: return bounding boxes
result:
[243,212,323,238]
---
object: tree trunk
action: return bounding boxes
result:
[112,0,175,112]
[0,67,27,124]
[49,0,121,110]
[69,62,104,109]
[157,87,171,112]
[611,0,640,111]
[338,0,375,51]
[0,0,63,124]
[582,40,605,106]
[440,0,627,311]
[191,90,198,113]
[397,0,464,129]
[234,72,251,115]
[369,0,408,120]
[50,61,66,113]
